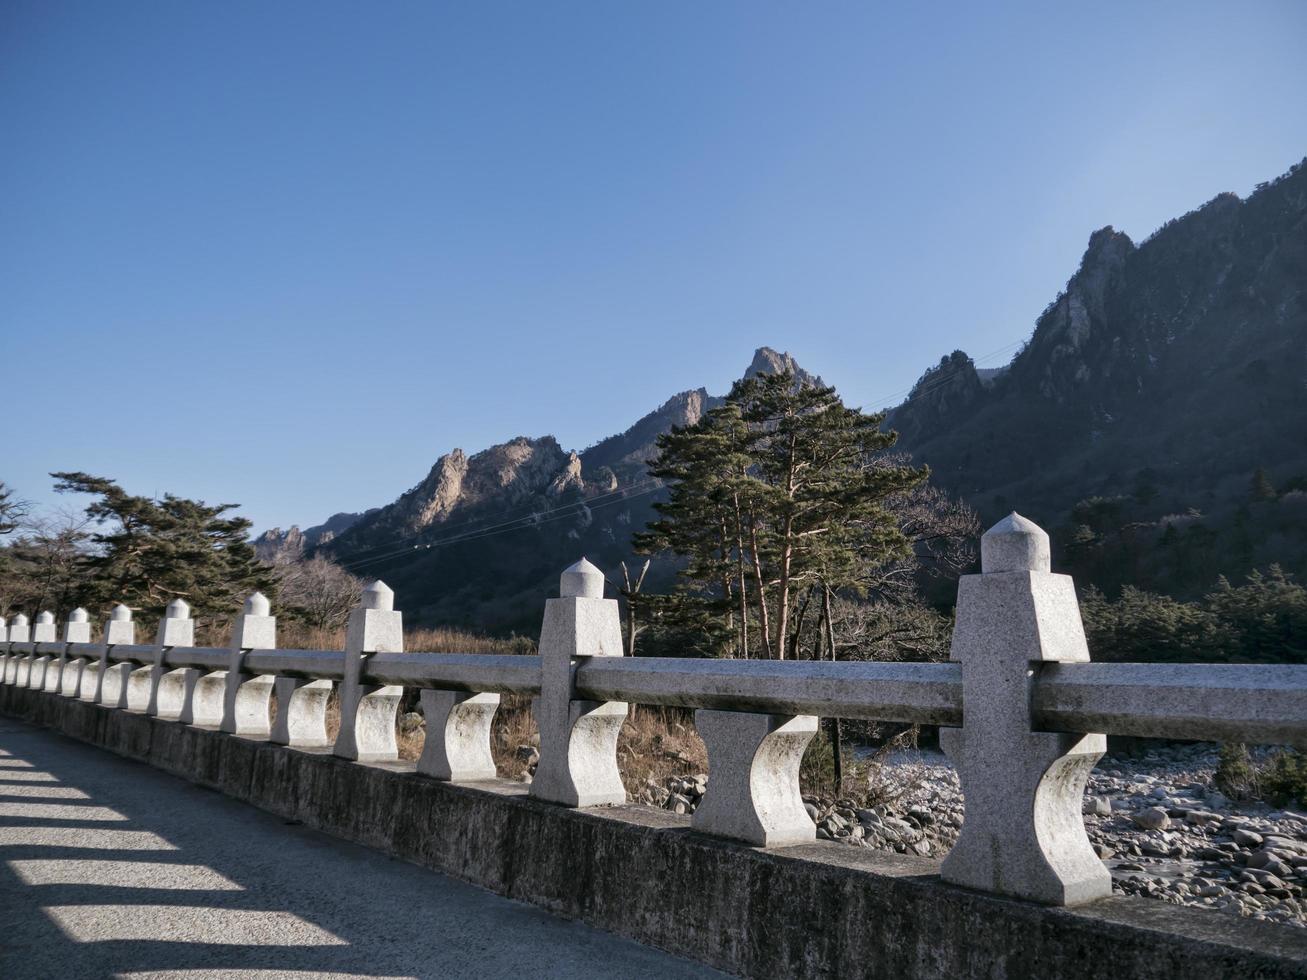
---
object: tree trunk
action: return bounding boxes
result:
[620,560,649,658]
[774,436,798,659]
[822,584,844,798]
[733,491,749,659]
[790,586,813,661]
[719,513,734,642]
[746,510,773,658]
[774,528,792,660]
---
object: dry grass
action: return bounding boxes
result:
[489,694,538,779]
[615,705,707,796]
[281,625,347,651]
[273,623,531,655]
[488,699,708,791]
[405,627,534,655]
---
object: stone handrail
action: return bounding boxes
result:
[363,651,542,694]
[2,513,1305,910]
[575,657,962,725]
[1035,661,1307,745]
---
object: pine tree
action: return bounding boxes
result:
[638,403,756,656]
[51,472,274,625]
[638,372,926,660]
[0,482,21,538]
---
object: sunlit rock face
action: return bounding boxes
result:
[295,345,826,631]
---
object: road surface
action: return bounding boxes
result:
[0,718,723,979]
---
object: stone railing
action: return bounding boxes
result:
[2,513,1304,909]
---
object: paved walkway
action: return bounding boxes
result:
[0,720,723,979]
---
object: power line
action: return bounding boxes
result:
[341,481,665,573]
[331,477,663,571]
[342,482,664,573]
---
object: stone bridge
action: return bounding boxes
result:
[1,515,1306,978]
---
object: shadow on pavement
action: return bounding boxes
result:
[0,720,722,980]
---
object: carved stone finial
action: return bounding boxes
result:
[166,598,191,619]
[981,512,1050,574]
[36,611,55,625]
[362,580,394,611]
[560,558,604,599]
[111,604,133,622]
[243,592,270,617]
[70,608,89,623]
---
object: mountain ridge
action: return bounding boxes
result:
[264,158,1307,625]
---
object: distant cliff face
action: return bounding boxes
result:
[888,160,1307,526]
[333,436,579,553]
[580,388,714,483]
[311,348,809,628]
[254,511,370,562]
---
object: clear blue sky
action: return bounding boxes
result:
[3,1,1305,534]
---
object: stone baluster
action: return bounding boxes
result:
[77,613,106,701]
[6,615,30,685]
[693,711,817,847]
[334,581,403,761]
[530,559,628,807]
[96,605,136,706]
[271,662,334,749]
[146,599,194,718]
[220,593,277,736]
[0,615,10,685]
[78,611,111,700]
[939,513,1111,906]
[51,608,91,695]
[417,690,500,782]
[179,649,226,728]
[28,612,57,689]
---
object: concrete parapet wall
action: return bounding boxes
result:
[3,683,1304,980]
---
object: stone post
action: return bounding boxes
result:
[334,581,404,761]
[417,690,500,782]
[96,605,136,706]
[59,609,92,697]
[5,614,29,685]
[530,558,628,807]
[33,611,57,642]
[28,611,57,689]
[0,616,7,683]
[219,593,277,736]
[693,710,818,847]
[147,599,194,718]
[939,513,1111,907]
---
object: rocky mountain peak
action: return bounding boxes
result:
[579,387,715,482]
[322,435,577,551]
[745,347,823,387]
[1010,226,1136,401]
[254,525,304,562]
[1076,227,1135,320]
[410,449,469,532]
[548,450,585,496]
[889,350,989,444]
